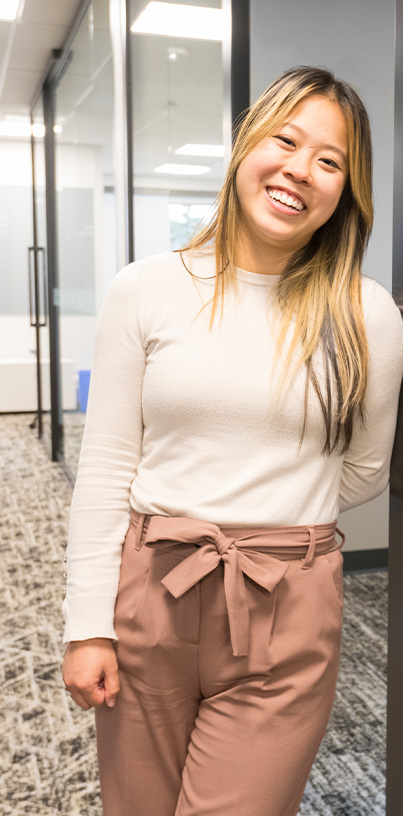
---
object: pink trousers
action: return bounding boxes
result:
[96,511,344,816]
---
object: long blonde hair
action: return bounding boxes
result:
[179,66,373,453]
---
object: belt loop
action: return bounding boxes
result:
[301,526,316,570]
[335,527,345,551]
[134,513,146,551]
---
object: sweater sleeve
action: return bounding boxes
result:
[339,280,403,513]
[63,263,145,642]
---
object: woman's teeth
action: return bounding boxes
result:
[268,189,304,211]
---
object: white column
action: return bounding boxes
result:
[110,0,130,271]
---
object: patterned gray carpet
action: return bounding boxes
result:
[0,413,386,815]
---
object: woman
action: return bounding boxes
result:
[62,66,403,816]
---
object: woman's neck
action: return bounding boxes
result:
[234,245,293,276]
[234,231,296,276]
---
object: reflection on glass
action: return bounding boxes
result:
[129,0,225,259]
[55,0,116,476]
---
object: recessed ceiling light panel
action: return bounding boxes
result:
[155,163,210,175]
[131,2,224,41]
[0,0,20,21]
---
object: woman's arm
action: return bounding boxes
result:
[63,262,146,642]
[339,279,403,512]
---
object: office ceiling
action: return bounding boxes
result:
[0,0,225,188]
[0,0,84,117]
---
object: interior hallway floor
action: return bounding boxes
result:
[0,413,387,816]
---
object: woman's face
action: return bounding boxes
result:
[235,94,349,270]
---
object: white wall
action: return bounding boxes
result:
[250,0,395,293]
[0,140,33,318]
[250,0,396,551]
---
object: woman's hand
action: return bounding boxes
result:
[62,638,120,710]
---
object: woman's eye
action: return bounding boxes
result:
[320,158,340,169]
[275,136,295,147]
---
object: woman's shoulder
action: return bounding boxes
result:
[361,274,401,318]
[112,251,181,287]
[111,249,215,292]
[361,274,403,356]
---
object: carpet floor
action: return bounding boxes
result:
[0,413,386,815]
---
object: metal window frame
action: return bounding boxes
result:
[222,0,250,149]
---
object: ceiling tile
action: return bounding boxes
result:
[0,69,43,105]
[9,23,68,70]
[21,0,84,27]
[0,23,11,52]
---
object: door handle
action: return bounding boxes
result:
[37,246,47,327]
[28,246,35,327]
[28,245,47,327]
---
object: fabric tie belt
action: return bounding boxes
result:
[130,510,344,658]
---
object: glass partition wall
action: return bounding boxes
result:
[129,0,225,257]
[54,0,116,476]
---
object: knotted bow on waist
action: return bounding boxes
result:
[130,510,344,658]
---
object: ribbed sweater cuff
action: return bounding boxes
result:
[62,595,117,643]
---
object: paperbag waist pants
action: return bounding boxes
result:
[96,510,344,816]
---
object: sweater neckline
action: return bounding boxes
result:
[181,250,280,287]
[235,267,281,287]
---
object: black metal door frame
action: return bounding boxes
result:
[30,49,64,463]
[29,0,94,463]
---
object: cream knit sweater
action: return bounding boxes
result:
[63,250,403,641]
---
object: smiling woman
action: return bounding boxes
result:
[62,66,403,816]
[182,66,375,454]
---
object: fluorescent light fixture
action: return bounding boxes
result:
[0,120,30,138]
[0,116,46,138]
[175,143,224,158]
[131,2,224,41]
[0,0,19,20]
[0,120,60,138]
[155,163,210,176]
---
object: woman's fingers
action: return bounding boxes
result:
[67,678,107,709]
[68,688,93,711]
[102,655,121,708]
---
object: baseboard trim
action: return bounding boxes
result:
[342,548,388,572]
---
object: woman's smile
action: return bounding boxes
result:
[265,186,306,213]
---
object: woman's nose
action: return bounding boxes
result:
[283,152,313,184]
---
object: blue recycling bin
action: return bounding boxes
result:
[78,369,91,412]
